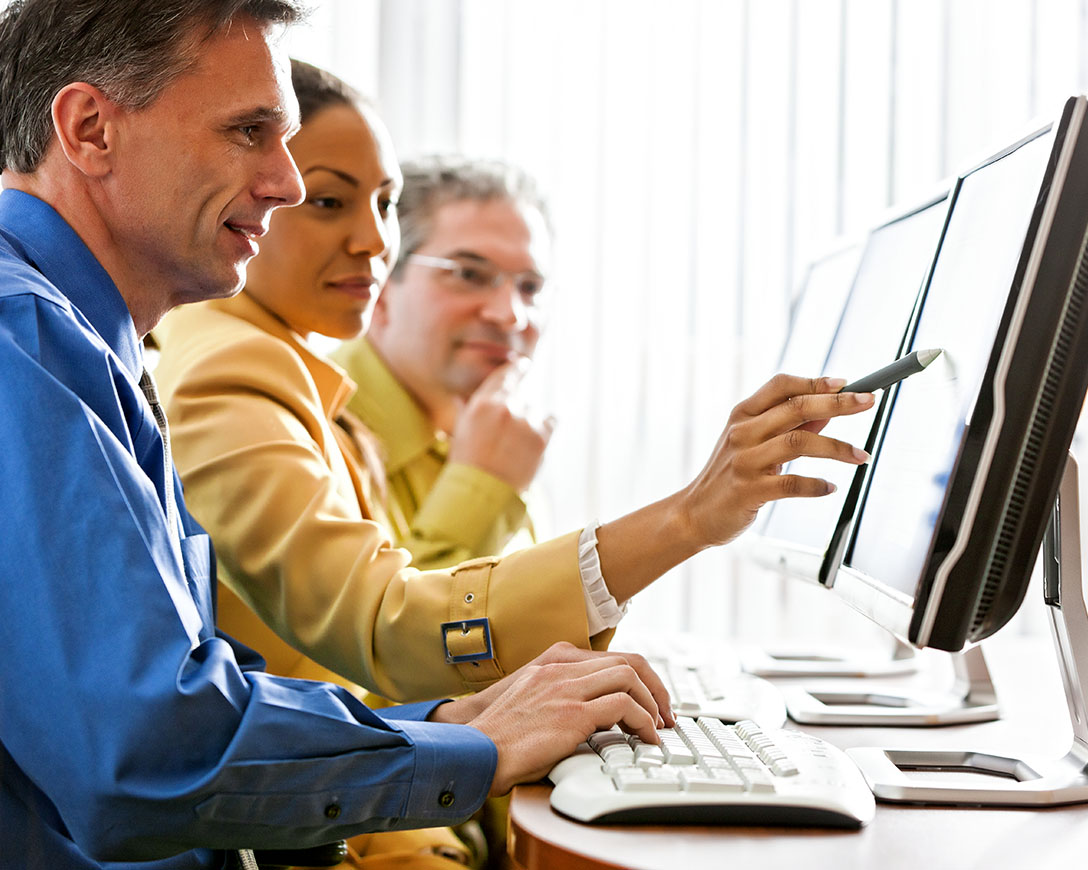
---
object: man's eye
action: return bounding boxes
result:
[517,277,545,297]
[456,265,493,286]
[239,125,260,141]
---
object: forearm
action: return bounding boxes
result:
[595,491,703,605]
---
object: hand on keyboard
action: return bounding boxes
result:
[430,642,675,796]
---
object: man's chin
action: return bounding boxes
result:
[175,272,245,307]
[447,364,498,398]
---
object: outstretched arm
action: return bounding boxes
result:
[595,375,874,605]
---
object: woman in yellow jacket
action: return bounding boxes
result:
[153,57,872,867]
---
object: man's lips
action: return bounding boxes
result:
[224,221,266,242]
[456,339,522,359]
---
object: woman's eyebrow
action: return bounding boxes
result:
[302,166,359,186]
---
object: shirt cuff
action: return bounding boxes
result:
[578,520,627,636]
[413,462,527,550]
[384,717,496,825]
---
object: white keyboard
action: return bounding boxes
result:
[651,654,787,727]
[628,637,787,727]
[548,717,876,828]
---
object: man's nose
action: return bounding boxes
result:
[480,277,529,331]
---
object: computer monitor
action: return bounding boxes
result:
[835,105,1088,652]
[780,99,1088,729]
[755,191,950,585]
[830,97,1088,804]
[839,95,1088,800]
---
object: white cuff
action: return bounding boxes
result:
[578,520,627,636]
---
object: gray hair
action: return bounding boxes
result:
[0,0,308,173]
[392,155,552,277]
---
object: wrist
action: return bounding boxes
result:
[667,486,707,555]
[427,699,465,724]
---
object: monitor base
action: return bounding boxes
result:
[848,454,1088,805]
[783,643,998,725]
[845,745,1088,805]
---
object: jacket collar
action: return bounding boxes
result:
[212,290,356,421]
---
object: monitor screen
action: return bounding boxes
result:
[837,97,1088,650]
[755,193,949,580]
[777,242,863,377]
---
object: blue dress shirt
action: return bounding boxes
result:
[0,190,497,869]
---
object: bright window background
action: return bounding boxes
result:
[287,0,1086,648]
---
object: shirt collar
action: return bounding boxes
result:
[212,290,356,420]
[0,189,143,378]
[336,337,439,472]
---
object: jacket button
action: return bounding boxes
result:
[325,803,341,819]
[438,791,455,808]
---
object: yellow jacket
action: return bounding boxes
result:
[154,292,602,702]
[331,336,536,570]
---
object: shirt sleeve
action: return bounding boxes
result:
[157,319,600,702]
[0,297,495,862]
[402,460,530,570]
[578,520,628,635]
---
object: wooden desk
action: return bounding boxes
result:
[507,636,1088,870]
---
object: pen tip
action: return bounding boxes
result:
[918,347,943,367]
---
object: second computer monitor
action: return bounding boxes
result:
[755,192,950,583]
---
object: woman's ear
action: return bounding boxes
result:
[50,82,116,178]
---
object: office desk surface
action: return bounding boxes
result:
[507,635,1088,870]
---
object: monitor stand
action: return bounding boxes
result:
[739,634,918,679]
[780,642,999,726]
[847,453,1088,804]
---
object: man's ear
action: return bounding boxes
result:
[50,83,117,178]
[370,279,395,331]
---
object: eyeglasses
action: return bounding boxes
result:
[406,253,548,301]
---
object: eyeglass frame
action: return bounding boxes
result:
[404,253,549,302]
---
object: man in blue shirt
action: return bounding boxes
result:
[0,1,670,867]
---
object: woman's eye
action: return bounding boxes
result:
[309,196,342,210]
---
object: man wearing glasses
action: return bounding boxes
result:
[333,156,554,571]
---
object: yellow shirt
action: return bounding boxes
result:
[154,292,601,702]
[331,336,536,570]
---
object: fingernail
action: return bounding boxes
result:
[856,392,875,404]
[853,447,871,463]
[825,378,846,391]
[825,481,838,494]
